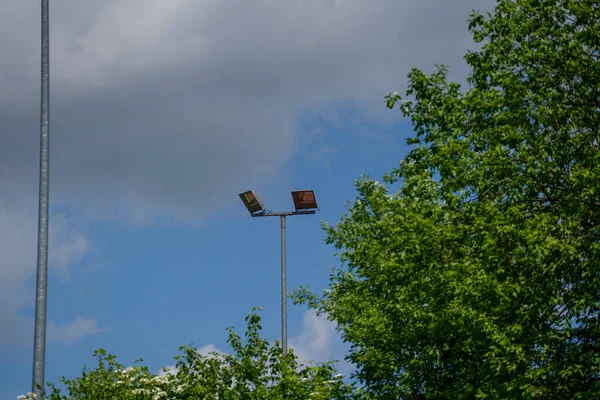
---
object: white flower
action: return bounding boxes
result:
[335,373,343,378]
[17,396,27,400]
[152,390,167,400]
[27,393,37,400]
[132,388,153,395]
[122,366,135,374]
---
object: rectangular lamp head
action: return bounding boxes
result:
[239,190,264,214]
[291,189,318,211]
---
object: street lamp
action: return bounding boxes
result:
[239,189,319,354]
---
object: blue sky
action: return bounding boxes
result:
[0,1,495,398]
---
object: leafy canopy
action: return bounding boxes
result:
[24,309,366,400]
[295,0,600,398]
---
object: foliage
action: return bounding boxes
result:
[295,0,600,398]
[21,309,366,400]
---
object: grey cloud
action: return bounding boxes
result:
[1,0,495,220]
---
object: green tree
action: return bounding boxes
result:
[24,309,366,400]
[295,0,600,398]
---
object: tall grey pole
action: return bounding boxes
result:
[280,215,287,355]
[32,0,50,396]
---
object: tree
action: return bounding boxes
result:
[295,0,600,398]
[22,309,366,400]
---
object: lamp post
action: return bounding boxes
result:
[32,0,50,396]
[239,189,319,355]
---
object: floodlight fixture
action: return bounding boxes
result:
[291,189,318,211]
[239,190,265,215]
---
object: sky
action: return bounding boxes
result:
[0,0,495,398]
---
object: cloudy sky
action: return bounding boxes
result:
[0,0,495,398]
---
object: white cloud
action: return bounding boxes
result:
[158,365,178,378]
[47,317,99,346]
[0,313,99,348]
[157,343,225,377]
[289,310,347,371]
[0,206,96,346]
[197,343,224,357]
[49,214,91,280]
[0,209,37,312]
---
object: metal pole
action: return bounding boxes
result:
[32,0,50,396]
[280,215,287,355]
[249,210,316,354]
